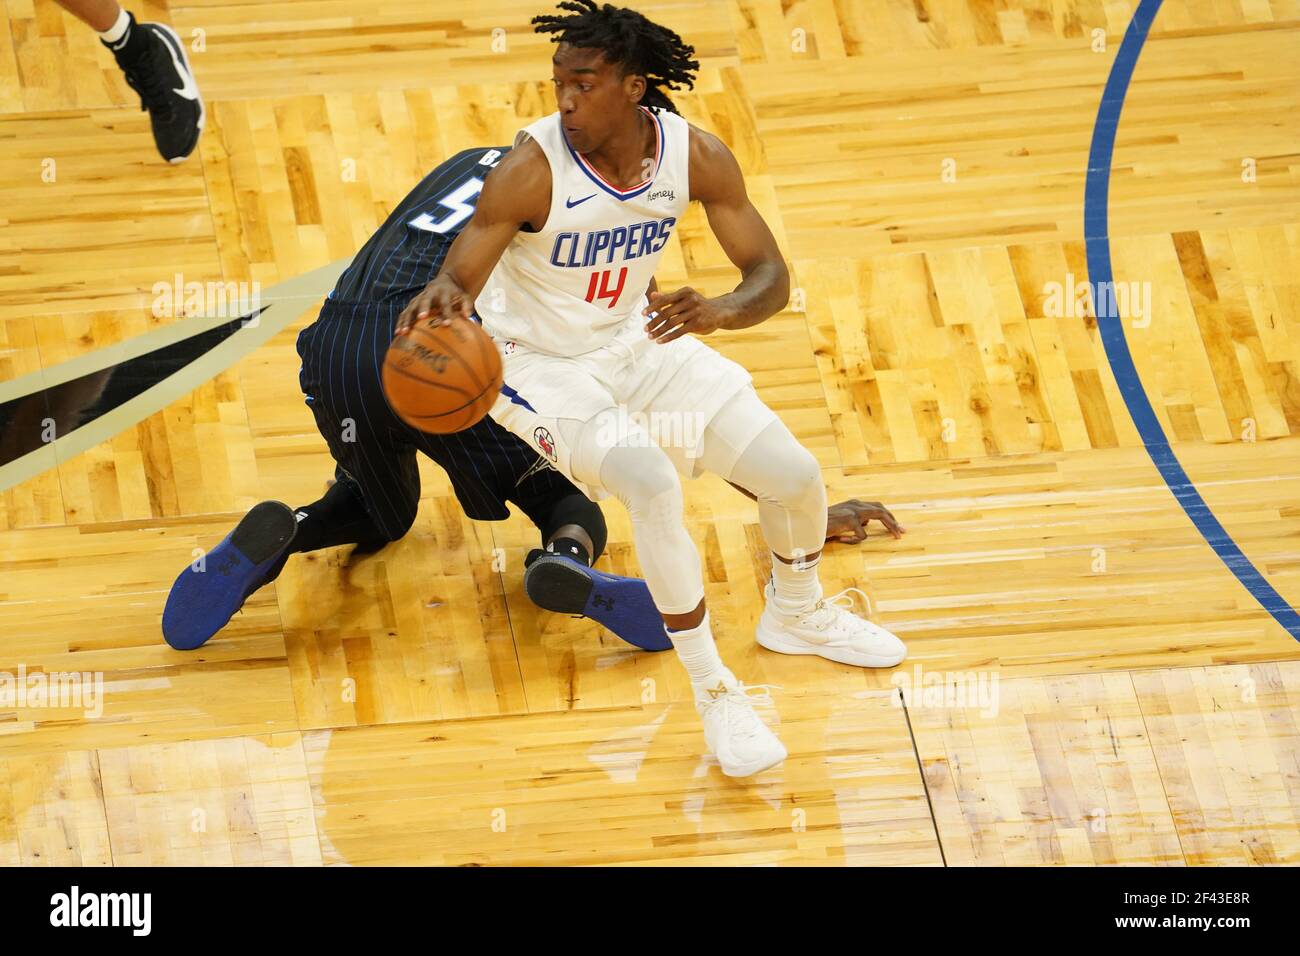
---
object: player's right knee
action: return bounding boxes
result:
[601,446,682,525]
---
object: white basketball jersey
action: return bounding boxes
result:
[476,107,691,356]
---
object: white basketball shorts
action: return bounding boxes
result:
[488,319,764,496]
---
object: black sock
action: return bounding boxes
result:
[291,480,388,554]
[259,482,388,586]
[546,536,591,567]
[104,12,150,66]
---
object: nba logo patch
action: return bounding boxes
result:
[533,426,557,462]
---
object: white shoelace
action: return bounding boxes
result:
[699,683,780,740]
[799,587,875,630]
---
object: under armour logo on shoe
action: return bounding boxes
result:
[591,595,614,610]
[214,554,238,576]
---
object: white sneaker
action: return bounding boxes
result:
[756,583,907,668]
[694,680,787,777]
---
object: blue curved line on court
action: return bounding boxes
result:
[1085,0,1300,639]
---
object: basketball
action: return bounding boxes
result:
[381,316,503,434]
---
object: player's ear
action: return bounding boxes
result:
[623,70,646,105]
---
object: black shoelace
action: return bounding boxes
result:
[122,42,175,123]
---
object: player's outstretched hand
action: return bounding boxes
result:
[644,287,731,343]
[396,276,472,336]
[826,498,905,543]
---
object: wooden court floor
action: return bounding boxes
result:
[1,0,1299,865]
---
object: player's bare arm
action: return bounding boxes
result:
[652,270,902,544]
[643,127,789,344]
[396,141,552,335]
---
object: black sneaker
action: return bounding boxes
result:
[523,549,673,652]
[111,22,204,163]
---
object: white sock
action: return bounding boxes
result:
[98,8,131,45]
[770,552,823,615]
[668,612,735,695]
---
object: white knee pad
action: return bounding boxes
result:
[718,419,829,560]
[603,443,682,524]
[557,406,663,490]
[758,438,824,514]
[598,443,704,615]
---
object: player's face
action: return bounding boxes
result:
[551,43,643,153]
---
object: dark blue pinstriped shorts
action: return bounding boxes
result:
[295,298,581,539]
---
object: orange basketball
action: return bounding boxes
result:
[382,316,503,434]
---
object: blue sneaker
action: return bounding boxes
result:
[523,551,672,652]
[162,501,297,650]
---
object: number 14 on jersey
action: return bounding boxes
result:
[584,267,627,309]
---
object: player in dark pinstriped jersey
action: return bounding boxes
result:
[161,144,666,650]
[162,145,904,652]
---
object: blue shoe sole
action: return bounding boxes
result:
[523,554,673,652]
[162,501,297,650]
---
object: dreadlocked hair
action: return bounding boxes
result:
[532,0,698,114]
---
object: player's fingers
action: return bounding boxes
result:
[398,297,429,334]
[830,517,867,542]
[647,307,692,339]
[646,296,690,327]
[424,288,458,326]
[657,287,692,305]
[653,310,700,344]
[411,290,438,321]
[871,516,903,538]
[871,503,904,537]
[645,313,678,338]
[643,288,691,318]
[649,306,695,337]
[426,294,460,327]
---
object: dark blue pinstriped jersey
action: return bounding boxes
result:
[309,144,576,524]
[330,145,512,304]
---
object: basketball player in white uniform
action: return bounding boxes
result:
[398,0,907,777]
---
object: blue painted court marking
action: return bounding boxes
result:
[1085,0,1300,639]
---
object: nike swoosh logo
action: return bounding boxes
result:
[155,25,199,101]
[565,194,595,208]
